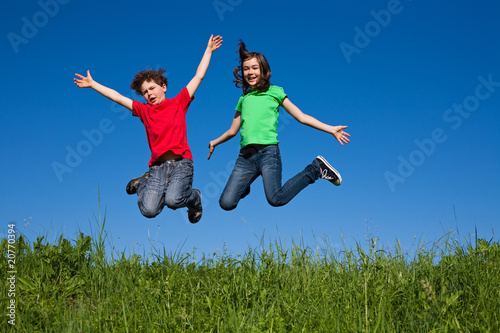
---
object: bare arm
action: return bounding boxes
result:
[186,35,223,98]
[207,111,241,160]
[282,97,351,145]
[74,70,133,111]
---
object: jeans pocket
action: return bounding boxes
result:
[177,159,194,177]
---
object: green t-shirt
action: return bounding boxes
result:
[236,85,287,148]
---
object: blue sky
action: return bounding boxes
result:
[2,0,499,258]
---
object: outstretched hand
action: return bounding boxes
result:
[332,126,351,145]
[207,35,223,52]
[207,141,216,160]
[74,70,94,88]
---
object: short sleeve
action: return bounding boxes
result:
[269,86,287,105]
[132,100,147,118]
[235,94,245,112]
[175,87,194,113]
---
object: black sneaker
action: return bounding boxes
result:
[316,156,342,186]
[187,189,203,224]
[126,172,149,195]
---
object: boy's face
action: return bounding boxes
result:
[140,80,167,105]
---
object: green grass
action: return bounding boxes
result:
[2,217,499,332]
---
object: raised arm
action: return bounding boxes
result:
[282,97,351,145]
[207,111,241,160]
[186,35,223,98]
[74,70,133,111]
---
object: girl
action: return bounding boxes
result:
[207,40,350,211]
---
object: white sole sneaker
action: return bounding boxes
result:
[316,156,342,186]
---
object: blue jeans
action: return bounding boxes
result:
[137,158,201,218]
[219,144,321,210]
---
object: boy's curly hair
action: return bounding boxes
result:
[233,40,271,94]
[130,68,168,95]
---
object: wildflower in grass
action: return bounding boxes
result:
[420,279,436,302]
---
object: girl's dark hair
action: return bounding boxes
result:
[233,40,271,94]
[130,68,168,95]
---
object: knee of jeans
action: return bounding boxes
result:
[267,197,285,207]
[138,202,161,218]
[219,197,237,211]
[165,195,185,210]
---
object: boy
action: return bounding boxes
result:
[74,35,223,223]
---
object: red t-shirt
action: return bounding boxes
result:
[132,87,194,166]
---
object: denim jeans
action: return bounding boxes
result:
[137,158,201,218]
[219,144,321,210]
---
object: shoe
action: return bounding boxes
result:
[126,172,149,195]
[187,189,203,223]
[316,156,342,186]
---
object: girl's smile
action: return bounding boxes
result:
[242,57,261,88]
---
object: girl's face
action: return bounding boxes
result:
[242,57,261,88]
[140,80,167,105]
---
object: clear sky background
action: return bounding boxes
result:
[2,0,499,258]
